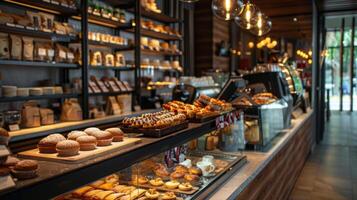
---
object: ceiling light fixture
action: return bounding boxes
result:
[212,0,244,21]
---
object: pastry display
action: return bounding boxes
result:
[11,159,38,179]
[76,135,97,151]
[122,111,186,129]
[38,133,66,153]
[162,101,217,119]
[56,140,80,156]
[141,20,182,38]
[252,92,278,105]
[141,59,183,72]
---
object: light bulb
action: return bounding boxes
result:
[248,42,254,48]
[249,12,272,36]
[179,0,200,2]
[234,2,258,29]
[212,0,244,21]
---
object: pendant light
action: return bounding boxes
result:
[179,0,200,2]
[212,0,244,21]
[234,1,259,30]
[249,11,272,36]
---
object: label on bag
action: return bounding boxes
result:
[48,49,55,57]
[8,124,19,131]
[59,50,66,58]
[67,52,74,59]
[38,48,46,56]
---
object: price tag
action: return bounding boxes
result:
[8,124,19,131]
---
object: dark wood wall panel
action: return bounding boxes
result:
[194,0,213,76]
[237,115,313,200]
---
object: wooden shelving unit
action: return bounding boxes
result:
[0,24,77,42]
[0,94,80,103]
[0,60,80,69]
[141,48,182,56]
[2,0,78,16]
[127,28,182,40]
[89,91,133,97]
[140,8,180,23]
[88,40,134,51]
[90,66,135,71]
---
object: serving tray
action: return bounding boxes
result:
[120,120,189,138]
[18,137,142,163]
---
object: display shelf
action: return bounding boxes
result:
[0,24,77,42]
[90,66,135,71]
[0,60,80,69]
[0,94,80,103]
[141,48,182,56]
[2,0,78,16]
[103,0,135,8]
[88,40,134,51]
[1,115,229,199]
[89,91,133,97]
[8,110,158,142]
[126,28,182,41]
[129,8,180,23]
[73,15,132,29]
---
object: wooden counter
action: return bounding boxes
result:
[208,110,314,200]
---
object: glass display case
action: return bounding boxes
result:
[53,140,246,200]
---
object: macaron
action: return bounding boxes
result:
[84,127,101,135]
[76,136,97,151]
[11,160,38,179]
[105,128,124,142]
[3,156,20,167]
[38,134,66,153]
[67,131,87,140]
[90,131,113,146]
[56,140,80,156]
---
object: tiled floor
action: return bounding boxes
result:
[290,112,357,200]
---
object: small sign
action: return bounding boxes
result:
[8,124,20,131]
[134,105,141,112]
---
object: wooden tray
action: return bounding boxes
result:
[121,121,189,138]
[18,138,142,164]
[125,182,199,195]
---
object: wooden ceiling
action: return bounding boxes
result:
[253,0,312,41]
